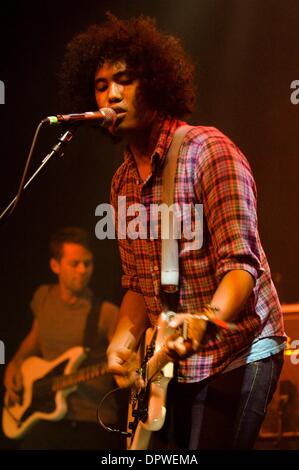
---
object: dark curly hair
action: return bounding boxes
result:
[59,14,196,118]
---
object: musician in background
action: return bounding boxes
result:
[3,227,123,449]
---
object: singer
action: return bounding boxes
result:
[60,14,286,450]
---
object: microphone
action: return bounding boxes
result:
[45,107,116,127]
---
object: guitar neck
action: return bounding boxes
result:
[52,363,107,392]
[52,342,171,392]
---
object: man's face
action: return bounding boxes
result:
[50,243,93,294]
[94,61,156,136]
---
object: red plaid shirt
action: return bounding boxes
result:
[110,116,285,383]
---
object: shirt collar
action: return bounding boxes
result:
[124,115,185,166]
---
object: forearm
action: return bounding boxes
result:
[210,269,255,322]
[166,269,255,358]
[107,290,149,355]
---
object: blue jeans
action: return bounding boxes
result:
[155,352,283,450]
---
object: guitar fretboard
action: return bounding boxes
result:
[52,363,108,391]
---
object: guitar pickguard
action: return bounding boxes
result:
[20,360,69,423]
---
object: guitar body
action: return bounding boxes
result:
[2,346,87,439]
[127,311,175,450]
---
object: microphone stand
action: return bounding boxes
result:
[0,129,74,223]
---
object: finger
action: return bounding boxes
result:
[166,345,189,361]
[115,375,132,389]
[117,348,132,360]
[108,363,128,376]
[108,349,135,369]
[169,314,191,328]
[14,376,23,392]
[9,380,22,393]
[169,313,188,328]
[166,336,198,360]
[115,369,143,389]
[6,390,21,406]
[190,338,199,351]
[108,358,139,377]
[167,337,187,355]
[135,375,145,389]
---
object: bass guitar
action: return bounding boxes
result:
[2,346,107,439]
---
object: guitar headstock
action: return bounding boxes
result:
[182,315,208,349]
[180,311,236,351]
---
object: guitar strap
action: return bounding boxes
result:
[84,126,193,344]
[160,124,194,311]
[83,295,102,349]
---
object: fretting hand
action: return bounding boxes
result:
[166,308,235,360]
[166,313,209,360]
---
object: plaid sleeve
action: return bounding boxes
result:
[195,135,264,282]
[118,240,142,293]
[110,174,142,294]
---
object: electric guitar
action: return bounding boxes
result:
[2,346,107,439]
[127,310,190,450]
[126,310,233,450]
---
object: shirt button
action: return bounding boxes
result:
[153,265,159,271]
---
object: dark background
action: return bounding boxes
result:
[0,0,298,449]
